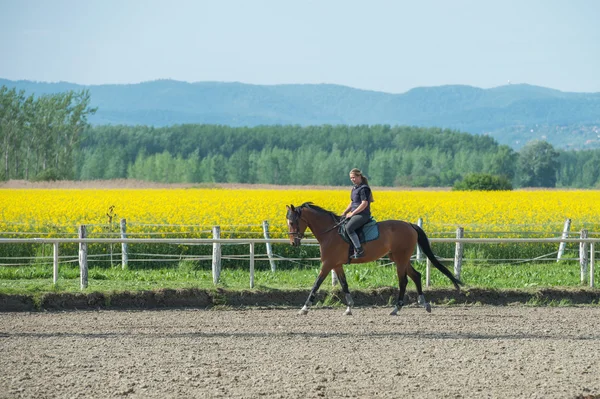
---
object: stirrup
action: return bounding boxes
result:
[351,248,365,259]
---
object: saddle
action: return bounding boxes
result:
[338,217,380,245]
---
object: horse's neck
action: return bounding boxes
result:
[304,210,335,241]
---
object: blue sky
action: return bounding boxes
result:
[1,0,599,93]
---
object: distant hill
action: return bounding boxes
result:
[2,78,599,150]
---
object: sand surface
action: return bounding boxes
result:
[1,306,599,398]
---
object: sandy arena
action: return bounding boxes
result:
[1,306,599,399]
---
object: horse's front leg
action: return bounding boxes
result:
[299,268,329,315]
[333,265,354,315]
[390,271,408,316]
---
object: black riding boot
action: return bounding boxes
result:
[348,232,364,258]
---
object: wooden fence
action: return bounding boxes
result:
[0,236,597,289]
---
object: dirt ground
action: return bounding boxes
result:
[1,306,599,399]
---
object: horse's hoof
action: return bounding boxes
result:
[390,307,399,316]
[344,308,352,316]
[425,303,432,313]
[298,308,308,315]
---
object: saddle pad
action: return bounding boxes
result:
[339,219,380,244]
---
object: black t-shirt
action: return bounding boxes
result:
[350,184,372,216]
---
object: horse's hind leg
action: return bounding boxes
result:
[407,264,431,313]
[299,267,329,315]
[333,266,354,316]
[390,258,409,316]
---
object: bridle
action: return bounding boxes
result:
[286,207,305,240]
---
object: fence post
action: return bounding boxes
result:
[250,242,255,288]
[120,218,128,270]
[53,242,59,285]
[590,242,595,288]
[557,218,571,262]
[262,220,276,272]
[79,225,88,289]
[580,229,589,284]
[426,257,431,287]
[331,270,338,286]
[454,227,464,279]
[416,218,424,262]
[212,226,221,285]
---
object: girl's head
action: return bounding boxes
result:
[349,168,369,186]
[349,168,374,202]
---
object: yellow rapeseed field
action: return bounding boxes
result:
[1,188,599,237]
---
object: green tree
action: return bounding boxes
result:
[79,149,105,180]
[58,90,97,179]
[182,150,202,183]
[104,149,128,179]
[200,153,227,183]
[289,147,317,185]
[0,87,26,180]
[227,148,250,183]
[580,157,600,187]
[516,140,559,187]
[483,145,517,179]
[368,149,395,186]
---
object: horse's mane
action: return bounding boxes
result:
[299,202,343,222]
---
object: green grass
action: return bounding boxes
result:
[0,260,597,295]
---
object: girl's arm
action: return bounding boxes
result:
[342,202,353,216]
[346,200,368,217]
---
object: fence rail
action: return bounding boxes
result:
[0,237,598,289]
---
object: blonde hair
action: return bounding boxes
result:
[349,168,374,202]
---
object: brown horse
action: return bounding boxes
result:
[286,202,462,316]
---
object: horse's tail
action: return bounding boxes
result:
[411,223,463,290]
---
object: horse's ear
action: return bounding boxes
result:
[288,204,295,211]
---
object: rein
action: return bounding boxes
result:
[320,217,346,234]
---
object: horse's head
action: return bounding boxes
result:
[286,204,307,247]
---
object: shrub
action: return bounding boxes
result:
[453,173,513,191]
[32,168,61,182]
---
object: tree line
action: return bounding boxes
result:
[0,86,96,181]
[75,124,518,186]
[74,124,599,188]
[2,85,600,188]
